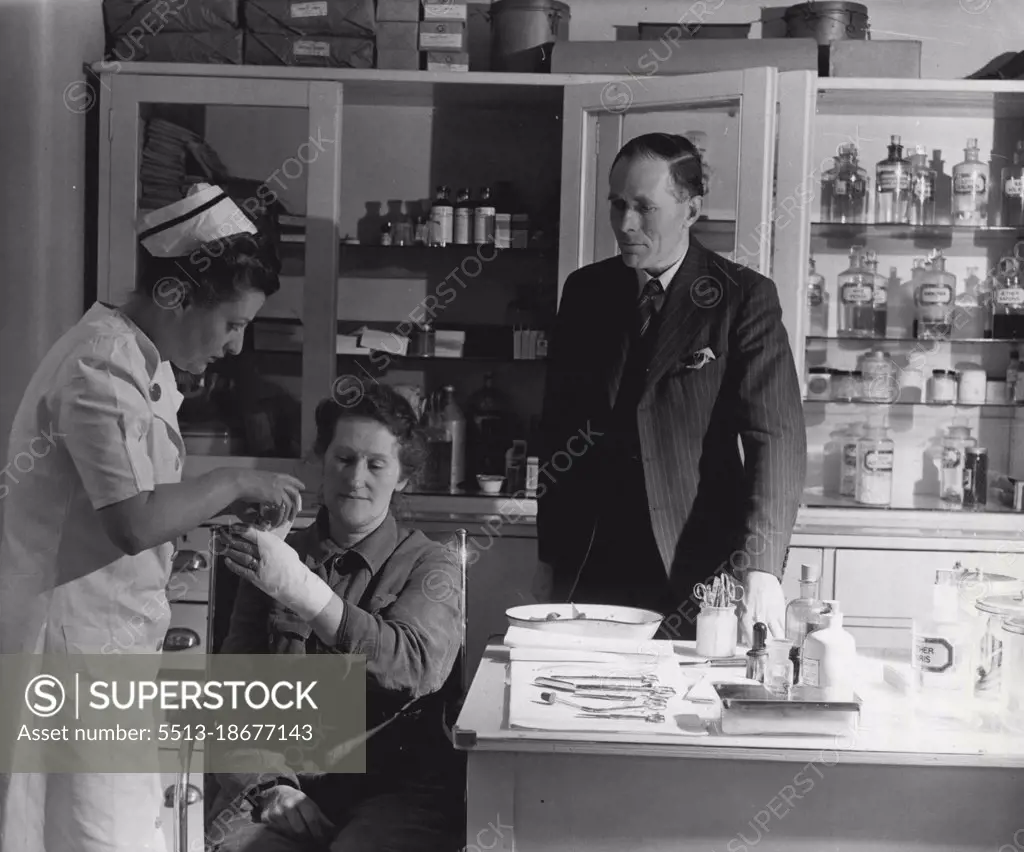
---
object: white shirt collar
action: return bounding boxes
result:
[636,247,687,296]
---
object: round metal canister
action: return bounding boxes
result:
[784,2,869,45]
[490,0,571,73]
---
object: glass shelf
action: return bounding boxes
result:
[803,490,1019,514]
[809,222,1023,253]
[278,241,557,280]
[803,399,1019,409]
[806,336,1023,346]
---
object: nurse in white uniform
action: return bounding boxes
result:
[0,185,304,852]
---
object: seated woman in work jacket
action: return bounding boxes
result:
[211,381,465,852]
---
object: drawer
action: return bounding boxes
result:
[158,750,204,852]
[170,526,214,604]
[161,602,209,673]
[833,550,1024,625]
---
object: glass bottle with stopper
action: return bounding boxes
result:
[785,562,828,684]
[875,135,910,224]
[915,249,955,340]
[807,257,828,336]
[837,246,876,338]
[951,137,988,227]
[745,622,769,683]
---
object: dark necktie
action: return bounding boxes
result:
[637,277,664,338]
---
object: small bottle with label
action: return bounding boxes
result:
[875,135,911,225]
[413,216,429,246]
[939,424,976,505]
[912,568,974,719]
[837,246,876,338]
[951,138,989,227]
[473,186,496,245]
[828,144,870,224]
[908,144,936,226]
[1001,140,1024,228]
[430,186,454,247]
[839,422,862,498]
[991,257,1024,340]
[764,638,794,697]
[864,250,887,338]
[915,250,955,339]
[855,422,894,506]
[453,188,472,245]
[1006,350,1020,403]
[953,266,988,340]
[807,257,828,336]
[379,221,392,247]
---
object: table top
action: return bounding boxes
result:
[453,644,1024,768]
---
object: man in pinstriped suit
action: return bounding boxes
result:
[535,133,806,643]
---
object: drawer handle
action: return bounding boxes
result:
[163,628,201,652]
[171,550,207,574]
[163,783,202,808]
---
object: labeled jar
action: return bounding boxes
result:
[856,424,894,506]
[832,370,859,402]
[1001,617,1024,734]
[974,593,1024,701]
[986,377,1007,404]
[806,367,832,400]
[928,369,958,403]
[858,351,897,402]
[696,606,738,659]
[957,365,987,405]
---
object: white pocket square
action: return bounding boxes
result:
[684,347,717,369]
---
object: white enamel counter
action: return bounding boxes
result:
[453,645,1024,852]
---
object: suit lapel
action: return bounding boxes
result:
[644,240,715,394]
[606,260,639,407]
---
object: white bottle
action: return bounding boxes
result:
[799,601,857,699]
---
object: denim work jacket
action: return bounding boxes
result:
[216,508,463,802]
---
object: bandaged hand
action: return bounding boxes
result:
[223,525,334,622]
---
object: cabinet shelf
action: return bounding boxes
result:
[810,222,1023,253]
[279,241,557,280]
[805,336,1023,347]
[803,399,1019,410]
[803,489,1019,514]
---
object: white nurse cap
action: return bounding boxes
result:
[138,182,258,258]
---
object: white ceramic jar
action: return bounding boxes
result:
[957,365,987,405]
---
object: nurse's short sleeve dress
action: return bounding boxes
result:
[0,303,184,656]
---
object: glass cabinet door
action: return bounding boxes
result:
[558,67,780,301]
[97,72,341,459]
[775,77,1024,516]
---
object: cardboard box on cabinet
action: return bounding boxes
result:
[109,29,244,62]
[244,0,375,36]
[103,0,239,35]
[376,0,419,20]
[828,41,922,78]
[244,32,374,66]
[376,49,421,69]
[376,21,418,51]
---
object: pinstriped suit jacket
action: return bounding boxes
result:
[537,239,807,598]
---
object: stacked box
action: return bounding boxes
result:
[420,2,467,72]
[104,0,243,63]
[243,0,375,67]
